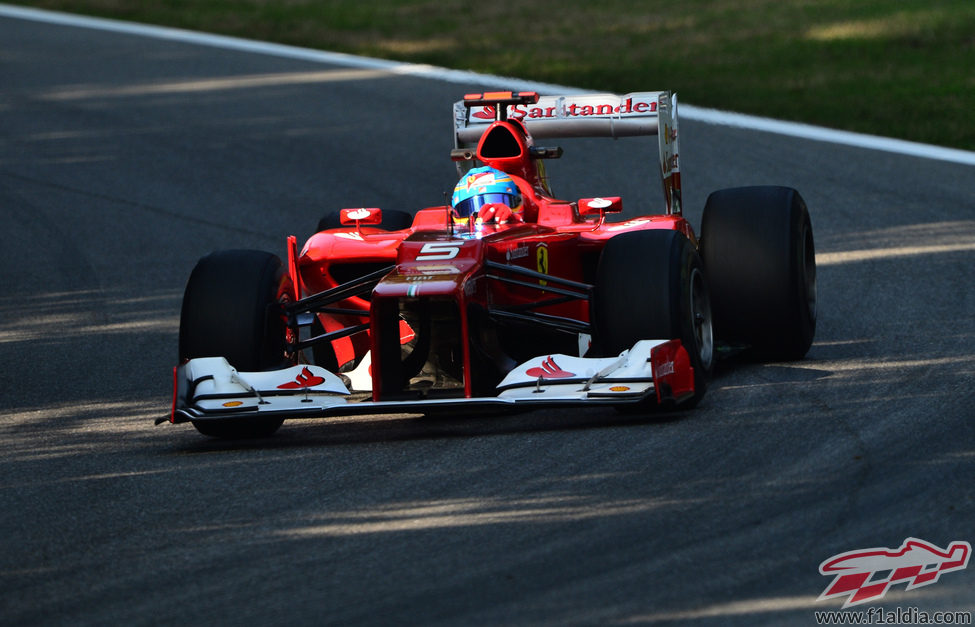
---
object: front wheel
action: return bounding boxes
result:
[592,230,714,407]
[700,186,816,360]
[179,249,294,438]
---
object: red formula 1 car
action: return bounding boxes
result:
[163,90,816,438]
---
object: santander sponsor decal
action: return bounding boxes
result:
[278,367,326,390]
[525,356,575,379]
[471,96,658,122]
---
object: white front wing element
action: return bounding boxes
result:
[497,339,668,401]
[169,340,681,424]
[172,358,351,421]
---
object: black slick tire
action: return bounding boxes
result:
[592,230,714,407]
[700,186,816,361]
[178,249,293,438]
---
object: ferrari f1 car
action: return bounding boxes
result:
[163,90,816,438]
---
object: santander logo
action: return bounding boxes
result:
[525,356,574,379]
[472,96,658,122]
[277,367,326,389]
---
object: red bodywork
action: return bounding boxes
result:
[293,92,695,402]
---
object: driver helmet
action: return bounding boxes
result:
[450,166,523,219]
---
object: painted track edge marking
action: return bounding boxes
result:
[2,3,973,166]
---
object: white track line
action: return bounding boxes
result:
[3,3,974,167]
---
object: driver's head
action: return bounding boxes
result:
[451,166,522,220]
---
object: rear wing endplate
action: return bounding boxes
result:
[453,91,682,215]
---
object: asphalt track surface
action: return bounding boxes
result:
[1,11,973,627]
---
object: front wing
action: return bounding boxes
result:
[165,340,694,425]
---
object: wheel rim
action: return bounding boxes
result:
[689,267,714,369]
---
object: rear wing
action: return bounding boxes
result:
[453,91,682,215]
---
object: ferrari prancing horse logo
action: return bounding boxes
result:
[536,243,549,286]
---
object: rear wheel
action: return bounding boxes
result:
[700,186,816,360]
[179,249,294,438]
[592,230,714,407]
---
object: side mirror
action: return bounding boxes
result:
[578,197,623,217]
[340,207,383,225]
[450,148,475,162]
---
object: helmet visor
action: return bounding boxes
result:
[453,193,521,218]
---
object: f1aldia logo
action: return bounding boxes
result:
[817,537,970,608]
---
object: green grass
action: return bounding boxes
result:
[14,0,975,150]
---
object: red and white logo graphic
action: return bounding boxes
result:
[277,366,326,389]
[818,537,970,608]
[471,106,496,120]
[461,169,504,192]
[525,356,575,379]
[470,97,658,122]
[345,208,373,221]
